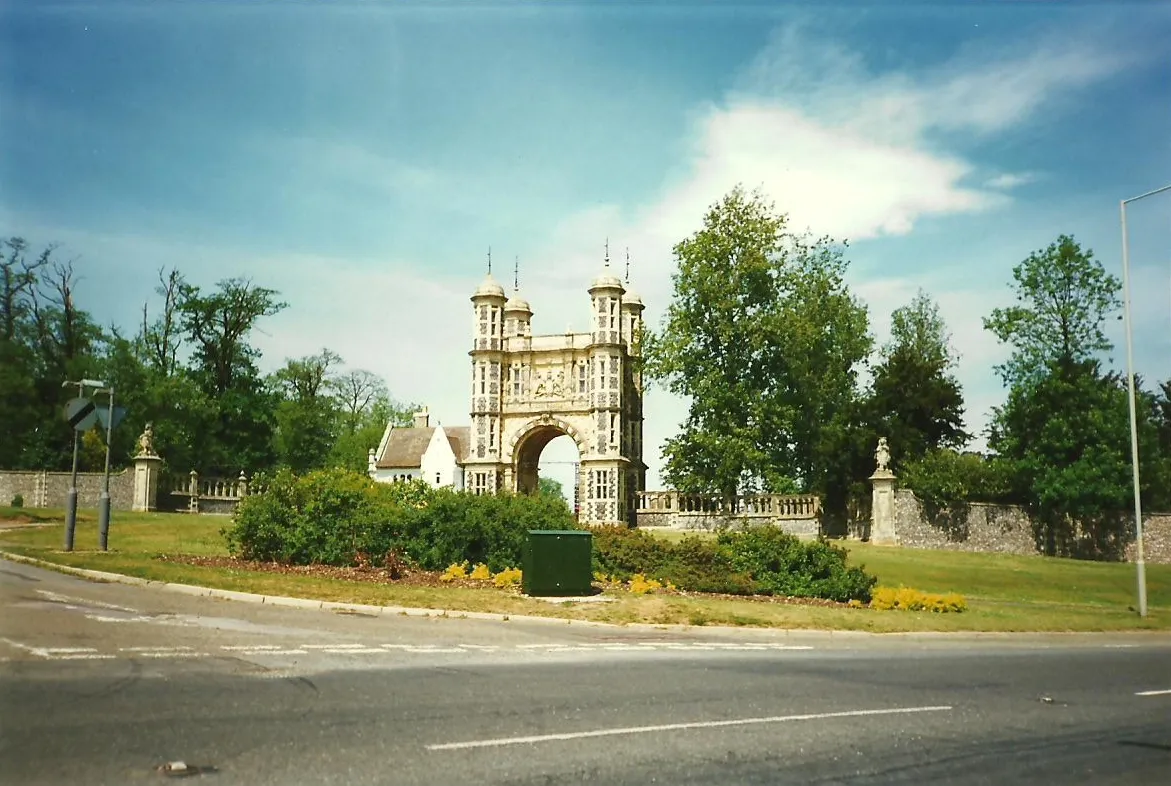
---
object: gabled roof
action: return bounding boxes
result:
[444,427,471,464]
[374,427,434,469]
[374,425,472,469]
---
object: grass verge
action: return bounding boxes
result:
[2,508,1169,632]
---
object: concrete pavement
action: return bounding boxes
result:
[2,557,1170,784]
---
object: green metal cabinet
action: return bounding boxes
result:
[523,530,593,597]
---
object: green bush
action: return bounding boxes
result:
[10,493,23,508]
[718,528,877,602]
[399,487,578,572]
[590,526,876,602]
[223,467,577,571]
[590,527,674,578]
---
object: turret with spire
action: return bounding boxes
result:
[503,254,532,338]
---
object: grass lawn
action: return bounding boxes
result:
[2,507,1168,633]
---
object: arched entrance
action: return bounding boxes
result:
[514,424,569,497]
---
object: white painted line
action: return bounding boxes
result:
[404,647,467,654]
[1135,689,1171,696]
[426,705,954,751]
[457,644,499,651]
[230,649,309,656]
[320,648,390,655]
[121,646,194,653]
[302,643,367,650]
[134,652,204,659]
[43,647,100,654]
[52,654,117,661]
[221,645,284,651]
[36,589,138,612]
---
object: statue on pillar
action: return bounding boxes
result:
[135,422,157,458]
[874,436,891,473]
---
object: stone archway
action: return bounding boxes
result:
[462,260,647,526]
[509,417,585,497]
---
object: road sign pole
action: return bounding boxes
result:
[64,431,80,551]
[98,387,115,551]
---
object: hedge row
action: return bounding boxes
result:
[224,468,877,603]
[223,467,578,572]
[591,527,877,603]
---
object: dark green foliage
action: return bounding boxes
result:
[590,526,876,602]
[10,494,22,508]
[990,361,1156,559]
[718,527,877,602]
[644,186,872,498]
[902,448,1015,538]
[223,468,578,571]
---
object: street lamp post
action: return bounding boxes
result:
[62,378,107,552]
[96,386,115,551]
[1119,182,1171,619]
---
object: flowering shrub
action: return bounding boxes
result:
[493,567,523,588]
[629,574,663,594]
[440,562,469,582]
[469,563,492,581]
[869,587,967,613]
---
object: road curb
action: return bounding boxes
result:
[0,550,643,631]
[4,550,1169,640]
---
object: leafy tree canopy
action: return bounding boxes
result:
[644,185,872,499]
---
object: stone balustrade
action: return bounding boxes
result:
[635,490,822,537]
[169,470,250,514]
[636,490,820,518]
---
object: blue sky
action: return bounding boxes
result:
[3,1,1170,493]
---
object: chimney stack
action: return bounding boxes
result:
[413,408,430,429]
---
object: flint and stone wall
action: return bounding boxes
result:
[0,469,134,510]
[891,488,1171,564]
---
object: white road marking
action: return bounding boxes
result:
[426,705,955,751]
[121,646,194,653]
[1,636,817,662]
[43,647,100,654]
[36,589,138,613]
[1135,689,1171,696]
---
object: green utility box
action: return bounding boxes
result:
[522,530,594,597]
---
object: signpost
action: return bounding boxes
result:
[95,389,120,550]
[61,380,107,551]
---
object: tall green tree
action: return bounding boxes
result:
[984,235,1162,557]
[984,234,1121,385]
[177,277,286,474]
[645,186,872,506]
[0,238,106,470]
[271,349,343,473]
[868,290,969,471]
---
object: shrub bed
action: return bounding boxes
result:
[591,526,876,603]
[869,587,967,613]
[223,467,578,572]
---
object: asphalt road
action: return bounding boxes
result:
[2,558,1169,785]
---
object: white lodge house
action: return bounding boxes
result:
[367,408,470,490]
[368,253,647,527]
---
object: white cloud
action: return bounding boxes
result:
[985,173,1037,190]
